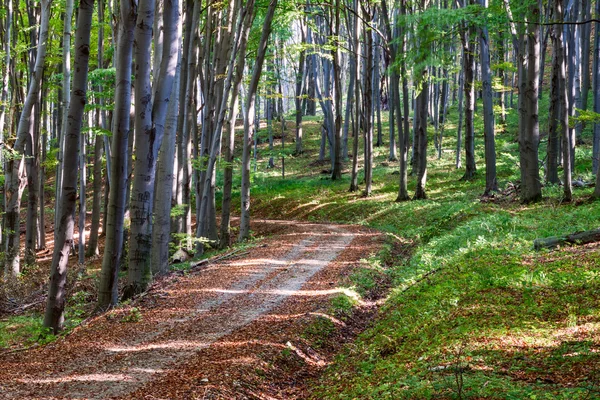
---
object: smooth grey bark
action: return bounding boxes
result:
[456,66,464,169]
[97,1,137,309]
[0,0,12,177]
[331,0,343,181]
[78,109,87,263]
[518,2,542,203]
[25,93,40,264]
[363,11,374,197]
[126,0,179,297]
[580,0,591,113]
[4,0,52,278]
[239,0,278,242]
[88,0,106,257]
[461,23,476,180]
[295,22,307,155]
[197,0,247,252]
[414,70,429,200]
[555,0,573,201]
[44,0,94,333]
[547,29,560,185]
[349,0,361,193]
[55,0,74,237]
[479,0,497,195]
[151,0,182,275]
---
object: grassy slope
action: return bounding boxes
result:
[239,95,600,398]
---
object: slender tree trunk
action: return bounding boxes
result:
[461,24,476,180]
[238,0,278,242]
[331,0,343,180]
[414,69,429,200]
[78,112,87,263]
[44,0,94,333]
[556,0,572,201]
[295,23,306,155]
[151,0,182,275]
[4,0,52,277]
[592,0,600,193]
[547,27,561,185]
[456,66,464,169]
[480,0,497,195]
[349,0,361,193]
[97,1,137,309]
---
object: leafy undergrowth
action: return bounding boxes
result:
[243,105,600,398]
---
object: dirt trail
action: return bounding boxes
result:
[0,220,383,399]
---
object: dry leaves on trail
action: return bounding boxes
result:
[0,220,384,400]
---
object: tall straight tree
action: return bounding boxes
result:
[44,0,95,333]
[518,0,542,202]
[239,0,279,242]
[479,0,497,195]
[97,1,137,309]
[460,3,476,180]
[4,0,52,277]
[126,0,179,296]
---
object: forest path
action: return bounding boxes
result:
[0,220,383,399]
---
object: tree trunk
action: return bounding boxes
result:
[461,23,476,180]
[151,0,182,275]
[479,0,497,196]
[556,0,572,201]
[414,69,429,200]
[125,0,179,297]
[239,0,278,242]
[295,22,306,155]
[592,0,600,195]
[97,1,137,309]
[4,0,52,278]
[518,3,542,203]
[44,0,94,333]
[547,27,561,185]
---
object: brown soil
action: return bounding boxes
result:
[0,220,385,399]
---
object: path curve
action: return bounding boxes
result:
[0,220,383,399]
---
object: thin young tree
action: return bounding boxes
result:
[239,0,279,242]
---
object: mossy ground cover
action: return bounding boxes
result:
[235,95,600,398]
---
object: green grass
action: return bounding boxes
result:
[227,94,600,398]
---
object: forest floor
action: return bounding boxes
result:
[0,220,386,399]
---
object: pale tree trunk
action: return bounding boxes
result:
[44,0,95,333]
[519,2,542,203]
[151,0,182,275]
[88,0,106,257]
[0,0,12,185]
[331,0,343,181]
[126,0,179,297]
[197,0,248,252]
[363,9,374,197]
[295,22,306,155]
[97,1,137,309]
[580,0,591,113]
[55,0,74,237]
[349,0,361,193]
[456,66,464,169]
[479,0,497,196]
[555,0,572,201]
[4,0,52,278]
[220,8,254,248]
[25,93,40,264]
[414,69,429,200]
[461,22,476,180]
[78,110,87,263]
[547,27,560,185]
[239,0,278,242]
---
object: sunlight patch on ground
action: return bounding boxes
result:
[106,340,210,353]
[18,373,133,384]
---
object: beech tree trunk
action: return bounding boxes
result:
[44,0,94,333]
[239,0,278,242]
[125,0,179,297]
[461,23,476,180]
[4,0,52,277]
[519,2,542,203]
[97,1,137,309]
[414,69,429,200]
[479,0,497,196]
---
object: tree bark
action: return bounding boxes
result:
[414,69,429,200]
[239,0,278,242]
[4,0,52,277]
[97,1,137,309]
[44,0,95,333]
